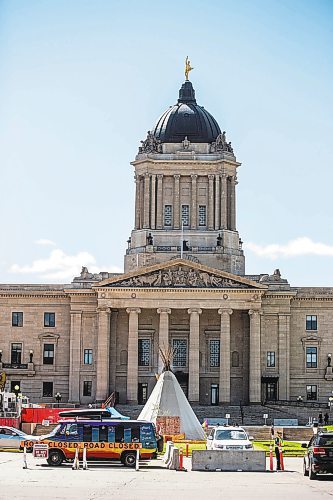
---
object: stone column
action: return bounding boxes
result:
[229,175,237,231]
[188,308,202,403]
[173,175,180,229]
[150,174,156,230]
[134,174,141,230]
[249,310,261,403]
[157,308,171,372]
[156,174,163,229]
[190,174,197,229]
[208,174,215,230]
[214,174,220,230]
[143,173,150,229]
[126,307,141,403]
[96,307,111,402]
[109,309,118,395]
[220,173,227,229]
[69,311,82,402]
[139,177,144,229]
[218,308,233,404]
[278,313,291,400]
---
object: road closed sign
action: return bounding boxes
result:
[33,443,49,459]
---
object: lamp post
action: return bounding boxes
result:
[329,396,333,412]
[55,392,62,407]
[29,350,34,363]
[0,349,2,363]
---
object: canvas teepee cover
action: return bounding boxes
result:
[138,370,205,440]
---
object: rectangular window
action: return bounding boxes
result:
[267,351,276,367]
[306,347,317,368]
[84,349,93,365]
[138,383,148,405]
[164,205,172,226]
[181,205,189,226]
[172,339,187,367]
[44,312,55,327]
[211,384,219,405]
[138,339,151,367]
[198,205,207,226]
[306,315,317,331]
[43,382,53,398]
[306,384,317,401]
[11,343,22,365]
[83,381,92,397]
[12,312,23,327]
[209,340,220,367]
[43,344,54,365]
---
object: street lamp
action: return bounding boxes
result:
[55,392,62,407]
[329,396,333,411]
[29,350,34,363]
[0,350,2,363]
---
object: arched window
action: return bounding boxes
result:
[120,350,128,365]
[232,351,239,367]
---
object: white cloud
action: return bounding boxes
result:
[34,239,56,246]
[9,249,122,281]
[244,237,333,260]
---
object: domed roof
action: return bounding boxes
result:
[152,81,221,144]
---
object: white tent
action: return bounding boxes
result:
[138,370,205,440]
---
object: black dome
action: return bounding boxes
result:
[152,81,221,144]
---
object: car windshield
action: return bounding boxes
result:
[43,424,61,438]
[215,430,247,441]
[318,436,333,446]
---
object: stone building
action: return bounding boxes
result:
[1,78,333,408]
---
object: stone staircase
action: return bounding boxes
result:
[33,424,57,436]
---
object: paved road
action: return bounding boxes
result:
[0,452,333,500]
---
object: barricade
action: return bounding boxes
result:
[279,446,285,471]
[192,450,266,472]
[23,446,28,470]
[72,448,80,470]
[82,447,88,470]
[168,447,179,470]
[135,449,140,471]
[164,441,174,466]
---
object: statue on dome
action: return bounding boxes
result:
[185,56,193,81]
[139,131,162,153]
[210,131,234,154]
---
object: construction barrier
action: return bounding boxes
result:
[135,449,140,471]
[279,446,285,471]
[22,446,27,470]
[72,448,80,470]
[192,450,266,472]
[82,447,88,470]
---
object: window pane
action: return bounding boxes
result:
[44,312,55,327]
[172,339,187,367]
[164,205,172,226]
[84,349,93,365]
[198,205,206,226]
[267,351,275,367]
[43,344,54,365]
[306,384,317,400]
[12,312,23,327]
[138,340,150,366]
[306,315,317,331]
[11,343,22,364]
[209,340,220,367]
[181,205,189,226]
[306,347,317,368]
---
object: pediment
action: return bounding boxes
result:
[95,258,266,290]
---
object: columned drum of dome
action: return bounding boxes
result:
[124,79,245,276]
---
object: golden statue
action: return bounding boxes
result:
[185,56,193,81]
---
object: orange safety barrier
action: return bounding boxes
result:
[179,447,184,471]
[279,446,285,471]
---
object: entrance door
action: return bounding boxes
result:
[211,384,219,406]
[138,383,148,405]
[266,382,277,401]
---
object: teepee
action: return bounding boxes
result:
[138,348,205,440]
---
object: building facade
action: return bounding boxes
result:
[1,79,333,407]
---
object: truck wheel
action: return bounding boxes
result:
[47,450,64,466]
[122,451,137,467]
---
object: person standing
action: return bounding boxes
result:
[324,412,329,425]
[274,431,283,471]
[319,412,323,425]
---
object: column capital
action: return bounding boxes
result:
[157,174,163,180]
[218,308,233,316]
[191,174,198,181]
[157,308,171,315]
[144,172,150,178]
[208,174,215,181]
[173,174,180,180]
[248,309,262,317]
[96,307,111,314]
[187,308,202,315]
[70,310,83,316]
[126,307,141,315]
[221,173,227,179]
[134,174,141,182]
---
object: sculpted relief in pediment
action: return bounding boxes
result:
[108,266,250,289]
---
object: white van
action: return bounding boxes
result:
[206,426,253,451]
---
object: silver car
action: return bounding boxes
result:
[0,426,39,451]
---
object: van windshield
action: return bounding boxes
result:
[215,430,247,441]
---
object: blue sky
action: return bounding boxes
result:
[0,0,333,285]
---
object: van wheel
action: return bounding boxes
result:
[47,450,64,466]
[122,451,137,468]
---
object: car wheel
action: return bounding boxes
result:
[122,451,137,468]
[303,459,309,476]
[47,450,64,467]
[309,460,317,480]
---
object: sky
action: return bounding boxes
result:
[0,0,333,286]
